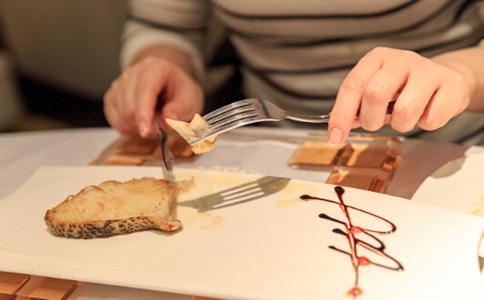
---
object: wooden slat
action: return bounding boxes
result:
[0,272,30,294]
[16,276,76,300]
[0,293,15,300]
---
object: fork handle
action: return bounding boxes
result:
[286,113,330,123]
[286,101,395,124]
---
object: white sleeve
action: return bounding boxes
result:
[120,0,209,81]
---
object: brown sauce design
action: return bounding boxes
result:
[301,186,403,298]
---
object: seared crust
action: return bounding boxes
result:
[45,215,181,239]
[44,177,182,239]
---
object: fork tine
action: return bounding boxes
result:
[221,183,260,197]
[191,116,262,145]
[223,185,264,199]
[203,99,254,121]
[218,181,261,194]
[207,105,257,125]
[210,111,260,131]
[223,189,265,201]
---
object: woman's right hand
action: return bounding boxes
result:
[103,56,204,138]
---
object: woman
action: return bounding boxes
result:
[104,0,484,145]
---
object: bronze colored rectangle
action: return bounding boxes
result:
[345,143,400,170]
[289,141,400,171]
[114,136,158,156]
[26,278,77,300]
[102,154,146,166]
[288,142,342,167]
[16,277,76,300]
[0,272,30,294]
[326,168,391,193]
[92,132,195,166]
[0,293,15,300]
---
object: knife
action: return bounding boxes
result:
[159,127,175,182]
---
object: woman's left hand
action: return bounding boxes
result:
[328,47,477,145]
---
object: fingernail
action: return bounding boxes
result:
[167,111,178,120]
[163,106,178,120]
[139,123,149,137]
[328,127,343,146]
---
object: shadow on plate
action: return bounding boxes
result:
[431,155,467,179]
[178,176,291,212]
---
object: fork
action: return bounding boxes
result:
[192,98,397,146]
[178,176,291,212]
[190,98,330,145]
[158,125,175,182]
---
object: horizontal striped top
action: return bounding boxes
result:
[121,0,484,144]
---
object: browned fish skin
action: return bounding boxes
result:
[45,215,181,239]
[44,177,182,239]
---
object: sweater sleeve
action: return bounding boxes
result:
[478,0,484,44]
[120,0,209,81]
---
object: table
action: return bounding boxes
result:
[1,127,482,299]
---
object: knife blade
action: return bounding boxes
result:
[159,127,175,182]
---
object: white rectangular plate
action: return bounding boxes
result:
[0,166,483,299]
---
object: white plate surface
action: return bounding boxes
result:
[412,153,484,216]
[0,166,483,300]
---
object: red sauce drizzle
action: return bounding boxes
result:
[348,287,363,297]
[300,186,403,298]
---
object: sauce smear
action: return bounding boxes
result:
[301,186,403,298]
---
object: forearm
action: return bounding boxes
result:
[132,44,198,80]
[432,46,484,112]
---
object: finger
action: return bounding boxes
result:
[417,85,457,131]
[133,59,172,137]
[350,117,388,130]
[113,83,138,134]
[162,68,203,121]
[167,134,194,158]
[351,119,361,129]
[104,83,132,135]
[391,66,439,133]
[329,48,386,145]
[359,63,408,131]
[418,65,472,131]
[103,88,119,128]
[105,101,131,135]
[119,66,142,131]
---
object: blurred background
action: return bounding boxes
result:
[0,0,126,132]
[0,0,238,133]
[0,1,481,135]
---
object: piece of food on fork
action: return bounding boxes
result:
[45,177,182,239]
[166,113,217,154]
[167,98,397,153]
[167,98,331,154]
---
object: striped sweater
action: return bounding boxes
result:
[121,0,484,144]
